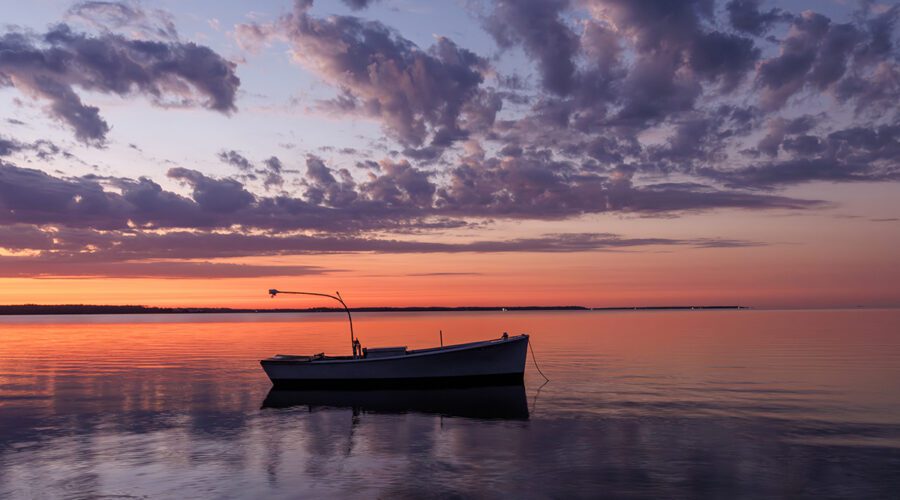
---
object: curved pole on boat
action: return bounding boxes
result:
[268,289,358,359]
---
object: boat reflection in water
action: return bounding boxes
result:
[261,383,530,420]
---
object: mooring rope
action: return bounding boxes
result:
[528,337,550,382]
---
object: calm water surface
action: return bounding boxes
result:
[1,309,899,498]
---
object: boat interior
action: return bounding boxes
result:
[267,334,525,363]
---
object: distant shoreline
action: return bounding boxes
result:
[0,304,748,315]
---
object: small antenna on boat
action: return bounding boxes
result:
[267,288,358,359]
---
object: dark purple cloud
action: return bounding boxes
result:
[593,0,714,52]
[755,115,820,158]
[477,0,764,168]
[217,151,287,191]
[0,159,446,233]
[66,0,179,41]
[167,168,255,213]
[433,150,822,217]
[757,8,900,112]
[590,0,759,123]
[706,158,896,188]
[341,0,380,10]
[0,137,25,157]
[726,0,787,35]
[261,156,285,190]
[757,12,850,109]
[0,24,239,143]
[0,224,763,278]
[701,124,900,187]
[485,0,579,96]
[0,258,332,279]
[0,151,815,275]
[688,32,759,91]
[0,161,132,229]
[237,1,496,153]
[0,224,56,250]
[230,1,900,202]
[473,0,900,193]
[361,159,435,209]
[218,150,253,171]
[4,0,899,283]
[26,229,762,260]
[302,155,358,207]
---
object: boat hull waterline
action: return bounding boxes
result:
[261,334,529,388]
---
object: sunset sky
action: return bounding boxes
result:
[0,0,898,308]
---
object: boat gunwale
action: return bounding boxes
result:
[265,372,526,389]
[261,334,528,365]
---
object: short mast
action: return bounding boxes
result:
[269,289,358,358]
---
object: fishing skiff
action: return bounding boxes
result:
[260,289,529,388]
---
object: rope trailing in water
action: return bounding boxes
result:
[528,338,550,382]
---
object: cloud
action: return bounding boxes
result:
[704,158,898,188]
[474,0,900,194]
[688,31,760,91]
[261,156,285,190]
[434,151,822,216]
[0,258,332,279]
[757,8,900,112]
[0,226,764,278]
[0,24,239,143]
[477,0,766,176]
[217,151,286,190]
[113,175,217,228]
[701,124,900,188]
[361,158,435,208]
[590,0,759,120]
[236,1,497,153]
[0,137,25,157]
[725,0,787,35]
[0,224,56,250]
[341,0,381,10]
[66,0,179,41]
[218,150,253,171]
[7,1,896,282]
[167,168,255,213]
[5,0,899,285]
[302,154,358,207]
[3,152,792,280]
[1,148,823,240]
[756,115,820,157]
[485,0,579,96]
[0,161,133,229]
[1,160,444,233]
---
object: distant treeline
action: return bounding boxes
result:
[596,306,748,311]
[0,304,746,315]
[0,304,589,315]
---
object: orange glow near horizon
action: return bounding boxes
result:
[2,188,899,310]
[1,183,898,310]
[2,238,899,309]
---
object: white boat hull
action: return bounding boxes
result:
[261,334,529,388]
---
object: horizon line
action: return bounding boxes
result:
[0,304,752,315]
